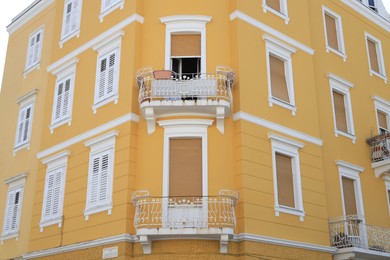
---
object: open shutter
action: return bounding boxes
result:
[54,82,64,122]
[22,107,31,143]
[270,55,290,103]
[11,191,21,231]
[325,13,338,50]
[89,154,101,208]
[4,190,16,233]
[97,56,108,101]
[62,78,71,118]
[16,108,27,145]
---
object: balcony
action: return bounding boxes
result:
[131,190,239,254]
[329,215,390,259]
[366,133,390,178]
[136,66,234,134]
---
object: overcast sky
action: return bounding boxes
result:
[0,1,390,91]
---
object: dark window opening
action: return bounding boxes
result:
[171,58,200,79]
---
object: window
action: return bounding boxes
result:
[373,96,390,134]
[171,34,201,78]
[60,0,82,47]
[262,0,289,24]
[322,7,346,60]
[40,151,69,231]
[25,27,44,74]
[92,32,122,113]
[385,176,390,216]
[328,74,355,142]
[84,131,118,220]
[264,35,297,115]
[269,133,305,221]
[365,32,387,82]
[368,0,377,12]
[51,74,75,131]
[1,173,27,243]
[99,0,124,22]
[14,90,38,154]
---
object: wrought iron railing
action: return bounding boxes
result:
[135,66,234,105]
[329,215,390,253]
[131,190,239,230]
[366,133,390,163]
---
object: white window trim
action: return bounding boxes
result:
[321,6,347,61]
[99,0,124,23]
[13,89,38,155]
[336,160,365,218]
[373,96,390,134]
[158,119,213,198]
[364,32,387,83]
[268,133,305,221]
[40,151,70,231]
[92,31,124,114]
[50,58,79,133]
[262,0,290,24]
[383,175,390,216]
[328,73,356,143]
[1,173,28,244]
[83,130,118,220]
[60,0,83,48]
[264,34,297,115]
[160,15,212,75]
[24,26,44,78]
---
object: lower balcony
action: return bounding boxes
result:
[135,66,234,134]
[131,190,239,254]
[367,133,390,178]
[329,215,390,259]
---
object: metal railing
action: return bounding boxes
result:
[135,66,234,105]
[329,215,390,253]
[366,133,390,163]
[131,190,239,230]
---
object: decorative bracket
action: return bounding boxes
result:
[145,107,156,135]
[216,107,225,134]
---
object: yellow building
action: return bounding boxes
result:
[0,0,389,259]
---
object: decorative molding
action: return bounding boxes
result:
[229,10,314,55]
[48,58,79,76]
[327,73,354,89]
[37,113,139,159]
[160,15,212,24]
[268,133,304,149]
[158,119,214,129]
[233,111,323,146]
[4,173,28,185]
[16,89,38,105]
[41,150,70,165]
[84,130,119,148]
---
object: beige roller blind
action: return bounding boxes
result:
[388,190,390,207]
[169,138,202,197]
[270,55,290,103]
[325,13,338,50]
[367,39,380,73]
[333,91,348,133]
[377,110,388,131]
[171,34,201,57]
[276,153,295,208]
[266,0,281,12]
[342,177,358,216]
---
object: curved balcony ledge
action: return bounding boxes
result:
[367,133,390,178]
[136,66,234,134]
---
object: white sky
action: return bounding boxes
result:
[0,1,389,92]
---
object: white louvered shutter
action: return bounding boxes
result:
[15,105,32,146]
[63,1,73,36]
[27,36,35,68]
[89,154,101,208]
[99,152,110,203]
[51,169,63,217]
[95,49,118,103]
[53,77,72,123]
[70,0,79,33]
[32,32,41,65]
[3,187,22,234]
[101,0,120,13]
[42,168,64,221]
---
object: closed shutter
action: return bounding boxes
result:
[3,187,23,234]
[95,49,118,103]
[101,0,120,13]
[270,55,290,103]
[333,91,348,132]
[16,105,32,146]
[63,1,73,36]
[367,39,380,73]
[27,36,35,68]
[377,110,388,131]
[70,0,79,33]
[266,0,281,12]
[276,153,295,208]
[42,168,64,221]
[342,177,358,216]
[32,32,41,65]
[53,77,72,123]
[169,139,202,197]
[171,34,201,57]
[325,13,338,50]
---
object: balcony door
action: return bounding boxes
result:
[170,34,201,79]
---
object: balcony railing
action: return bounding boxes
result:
[329,215,390,253]
[366,133,390,163]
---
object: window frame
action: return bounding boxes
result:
[328,74,356,143]
[373,96,390,134]
[99,0,124,22]
[262,0,290,24]
[322,6,347,61]
[84,131,118,220]
[264,35,297,115]
[364,32,387,83]
[24,26,44,76]
[60,0,82,48]
[40,151,70,231]
[269,133,305,221]
[384,175,390,216]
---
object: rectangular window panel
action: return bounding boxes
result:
[95,49,119,104]
[367,39,380,73]
[171,34,201,57]
[26,29,43,70]
[42,168,64,222]
[270,55,290,103]
[325,13,338,50]
[333,91,348,133]
[15,104,33,147]
[53,76,72,123]
[266,0,281,12]
[276,153,295,208]
[62,0,80,39]
[342,177,357,216]
[101,0,121,13]
[2,187,23,235]
[377,110,388,132]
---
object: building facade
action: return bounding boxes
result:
[0,0,389,259]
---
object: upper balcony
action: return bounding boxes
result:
[131,190,239,254]
[329,215,390,259]
[136,66,234,134]
[366,133,390,178]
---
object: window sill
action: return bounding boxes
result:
[1,232,19,244]
[335,129,356,143]
[269,97,296,116]
[13,142,30,156]
[59,30,80,48]
[84,204,112,220]
[326,46,347,62]
[370,70,388,84]
[23,63,40,78]
[99,1,124,23]
[262,5,290,24]
[92,94,119,114]
[50,118,72,134]
[39,216,63,232]
[275,205,305,221]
